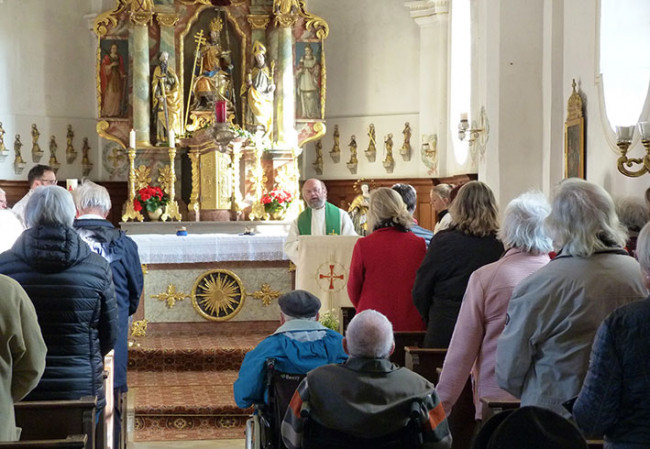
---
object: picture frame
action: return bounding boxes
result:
[564,116,585,179]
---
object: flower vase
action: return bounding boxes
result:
[269,209,286,221]
[147,208,163,221]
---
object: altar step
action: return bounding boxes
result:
[128,325,274,441]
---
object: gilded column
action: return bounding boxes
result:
[131,4,154,146]
[273,10,298,147]
[156,13,180,71]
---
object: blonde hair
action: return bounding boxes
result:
[449,181,499,237]
[367,187,413,232]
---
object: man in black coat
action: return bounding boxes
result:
[72,180,143,446]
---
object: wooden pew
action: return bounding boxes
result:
[340,307,356,334]
[0,435,87,449]
[391,331,426,367]
[15,397,97,449]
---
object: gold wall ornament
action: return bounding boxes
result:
[273,0,300,27]
[48,136,61,174]
[152,284,190,309]
[31,124,43,162]
[365,123,377,162]
[191,269,245,321]
[400,122,411,161]
[155,13,180,28]
[134,165,153,191]
[313,139,323,175]
[96,121,127,150]
[93,0,129,37]
[13,135,26,175]
[131,0,153,12]
[130,11,154,26]
[66,125,77,164]
[0,121,7,153]
[131,319,148,337]
[157,165,174,194]
[246,283,281,306]
[383,133,395,174]
[247,15,270,30]
[329,124,340,163]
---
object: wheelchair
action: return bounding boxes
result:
[245,358,306,449]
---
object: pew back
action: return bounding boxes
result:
[0,435,87,449]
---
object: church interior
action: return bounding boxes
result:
[0,0,648,448]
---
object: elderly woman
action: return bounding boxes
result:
[615,196,650,258]
[574,222,650,448]
[430,183,453,234]
[0,186,117,413]
[347,187,426,331]
[496,179,647,418]
[436,192,552,420]
[412,181,504,348]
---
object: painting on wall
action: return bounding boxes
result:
[98,39,129,119]
[564,79,585,179]
[295,41,322,120]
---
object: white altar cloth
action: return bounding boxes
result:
[130,233,288,264]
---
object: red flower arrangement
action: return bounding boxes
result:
[261,188,293,214]
[134,185,169,213]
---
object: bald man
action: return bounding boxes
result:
[284,179,356,264]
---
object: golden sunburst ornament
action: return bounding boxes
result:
[192,270,244,321]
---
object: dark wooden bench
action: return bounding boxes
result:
[15,397,97,449]
[0,435,87,449]
[391,331,426,367]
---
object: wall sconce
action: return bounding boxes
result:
[458,106,489,149]
[615,122,650,177]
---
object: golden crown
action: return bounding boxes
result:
[210,18,223,33]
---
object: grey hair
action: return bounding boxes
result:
[367,187,413,232]
[545,178,627,257]
[498,191,553,254]
[73,180,112,215]
[637,222,650,272]
[25,185,76,228]
[432,184,452,201]
[345,310,394,359]
[615,196,650,233]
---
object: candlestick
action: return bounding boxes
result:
[129,129,136,149]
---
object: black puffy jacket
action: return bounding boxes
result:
[0,225,117,409]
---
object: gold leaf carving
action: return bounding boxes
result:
[151,284,190,309]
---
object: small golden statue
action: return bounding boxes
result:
[400,122,411,160]
[348,182,370,236]
[365,123,376,162]
[14,134,26,174]
[0,121,6,152]
[313,139,323,175]
[81,137,93,177]
[346,135,358,174]
[31,123,43,162]
[49,135,61,173]
[383,133,394,173]
[66,124,77,163]
[329,124,340,163]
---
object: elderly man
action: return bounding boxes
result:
[233,290,347,409]
[281,310,452,449]
[496,179,648,417]
[284,179,356,264]
[391,183,433,246]
[12,164,56,223]
[72,180,143,445]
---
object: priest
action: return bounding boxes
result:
[284,178,356,264]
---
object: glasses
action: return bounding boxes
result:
[39,177,57,185]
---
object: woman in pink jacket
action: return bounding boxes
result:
[347,187,426,331]
[436,191,552,421]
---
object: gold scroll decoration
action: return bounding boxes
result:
[152,284,190,309]
[246,283,281,306]
[191,269,245,321]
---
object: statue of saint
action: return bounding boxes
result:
[192,18,235,115]
[49,136,59,166]
[66,125,74,154]
[348,183,370,236]
[14,135,25,164]
[100,43,126,117]
[331,124,340,154]
[366,123,376,156]
[0,121,6,151]
[82,138,91,165]
[400,122,411,155]
[152,51,182,145]
[242,41,275,138]
[314,139,323,165]
[296,44,320,119]
[384,133,394,164]
[348,135,358,164]
[31,124,41,155]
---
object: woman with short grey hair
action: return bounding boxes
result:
[0,185,117,421]
[436,191,552,421]
[497,179,647,418]
[615,196,650,258]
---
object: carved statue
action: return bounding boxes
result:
[296,44,320,118]
[400,122,411,155]
[0,121,5,151]
[100,43,127,117]
[384,133,394,164]
[314,139,323,165]
[366,123,376,155]
[191,18,235,115]
[348,135,358,164]
[274,0,301,14]
[49,136,59,167]
[152,51,182,145]
[242,41,275,138]
[331,124,340,154]
[82,138,91,164]
[14,135,24,164]
[348,183,370,236]
[31,124,41,155]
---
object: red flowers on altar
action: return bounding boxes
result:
[261,188,293,214]
[134,185,169,213]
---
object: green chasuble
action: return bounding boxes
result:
[297,202,341,235]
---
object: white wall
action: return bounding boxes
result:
[0,0,99,182]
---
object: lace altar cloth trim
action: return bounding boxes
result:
[130,233,288,264]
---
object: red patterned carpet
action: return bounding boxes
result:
[129,324,274,441]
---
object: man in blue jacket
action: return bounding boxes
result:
[234,290,347,409]
[72,180,143,447]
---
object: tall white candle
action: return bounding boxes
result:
[129,129,136,149]
[169,129,176,148]
[460,112,468,122]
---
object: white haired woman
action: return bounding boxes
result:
[347,187,427,331]
[496,179,648,417]
[412,181,504,348]
[574,222,650,447]
[436,191,553,421]
[0,186,117,417]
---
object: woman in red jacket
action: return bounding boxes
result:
[347,187,426,331]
